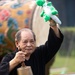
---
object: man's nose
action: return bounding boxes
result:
[27,42,31,46]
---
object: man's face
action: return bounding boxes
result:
[16,31,36,56]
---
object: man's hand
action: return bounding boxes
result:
[49,19,60,38]
[9,51,26,72]
[13,51,26,63]
[49,18,56,26]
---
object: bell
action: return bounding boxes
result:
[17,62,33,75]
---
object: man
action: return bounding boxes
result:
[0,19,64,75]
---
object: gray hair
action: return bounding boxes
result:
[15,28,36,42]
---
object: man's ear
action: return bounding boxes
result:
[15,40,21,51]
[15,40,19,48]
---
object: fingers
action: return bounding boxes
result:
[14,51,26,63]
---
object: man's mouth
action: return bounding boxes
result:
[25,49,32,50]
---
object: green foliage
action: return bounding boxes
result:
[59,27,75,57]
[61,27,75,32]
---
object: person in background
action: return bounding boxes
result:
[0,19,64,75]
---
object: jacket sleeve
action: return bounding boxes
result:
[0,53,15,75]
[36,27,64,64]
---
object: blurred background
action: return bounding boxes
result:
[0,0,75,75]
[48,0,75,74]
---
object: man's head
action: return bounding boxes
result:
[15,28,36,56]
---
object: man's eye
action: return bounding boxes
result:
[30,40,34,43]
[23,41,28,43]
